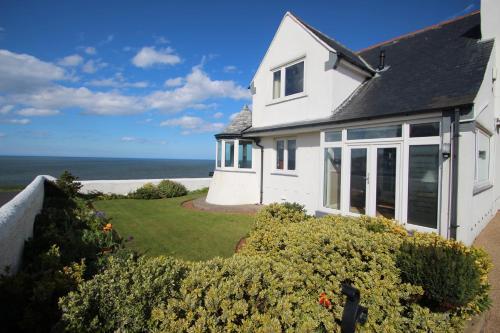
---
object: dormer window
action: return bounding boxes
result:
[272,59,304,100]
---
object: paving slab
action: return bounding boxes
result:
[469,212,500,333]
[182,196,263,215]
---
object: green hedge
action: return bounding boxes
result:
[128,180,188,200]
[60,255,189,332]
[59,204,491,332]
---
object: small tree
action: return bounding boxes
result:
[56,171,82,198]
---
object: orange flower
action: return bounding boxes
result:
[319,292,332,309]
[103,223,113,232]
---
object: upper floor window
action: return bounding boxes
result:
[273,71,281,99]
[272,60,304,100]
[285,62,304,96]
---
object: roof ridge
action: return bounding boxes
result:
[357,10,480,54]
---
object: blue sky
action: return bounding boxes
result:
[0,0,479,159]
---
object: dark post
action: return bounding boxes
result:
[341,284,368,333]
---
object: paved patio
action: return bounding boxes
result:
[182,196,263,215]
[466,212,500,333]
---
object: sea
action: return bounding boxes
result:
[0,156,215,188]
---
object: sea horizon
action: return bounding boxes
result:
[0,155,215,188]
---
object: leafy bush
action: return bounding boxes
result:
[157,179,187,198]
[397,234,489,310]
[60,255,189,332]
[129,180,187,199]
[253,202,310,230]
[56,170,82,198]
[0,172,124,332]
[59,204,491,333]
[129,182,162,199]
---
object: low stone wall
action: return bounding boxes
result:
[0,175,55,275]
[79,178,212,195]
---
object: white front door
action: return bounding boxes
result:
[345,144,401,221]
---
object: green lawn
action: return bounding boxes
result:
[93,193,254,261]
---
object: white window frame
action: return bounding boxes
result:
[269,56,306,105]
[473,125,493,192]
[215,138,255,173]
[273,137,297,174]
[319,117,443,233]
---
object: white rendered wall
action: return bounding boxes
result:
[80,178,211,195]
[457,46,499,245]
[260,132,321,214]
[0,175,55,274]
[206,170,259,205]
[251,14,366,128]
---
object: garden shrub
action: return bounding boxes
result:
[397,233,490,310]
[59,255,189,333]
[157,179,188,198]
[253,202,310,230]
[58,204,491,333]
[129,180,187,199]
[56,170,83,198]
[150,255,338,332]
[0,172,124,332]
[129,182,162,199]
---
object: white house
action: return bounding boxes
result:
[207,0,500,245]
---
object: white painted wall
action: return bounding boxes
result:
[457,34,499,245]
[260,132,321,214]
[206,170,259,205]
[251,13,366,128]
[0,175,55,275]
[80,178,211,195]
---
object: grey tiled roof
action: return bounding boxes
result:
[244,12,492,135]
[215,105,252,138]
[294,14,375,74]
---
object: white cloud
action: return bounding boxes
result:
[147,66,250,113]
[0,49,249,117]
[0,49,66,92]
[164,77,184,87]
[213,112,223,119]
[82,59,107,73]
[58,54,84,67]
[121,136,138,142]
[16,108,60,117]
[132,46,181,68]
[3,118,31,125]
[0,105,14,114]
[160,115,224,134]
[88,73,148,88]
[223,65,238,73]
[84,47,96,55]
[229,112,239,120]
[10,85,144,115]
[154,35,169,44]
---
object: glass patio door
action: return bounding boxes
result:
[347,144,400,220]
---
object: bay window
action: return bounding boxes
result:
[224,141,234,167]
[216,140,222,168]
[238,140,253,169]
[216,139,253,170]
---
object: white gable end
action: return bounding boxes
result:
[251,13,368,129]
